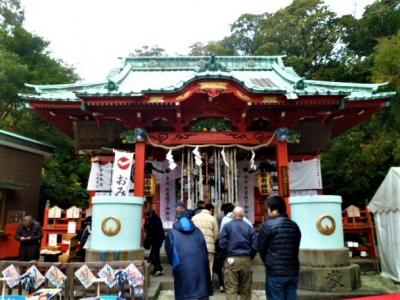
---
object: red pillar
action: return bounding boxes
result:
[134,141,146,197]
[276,141,291,217]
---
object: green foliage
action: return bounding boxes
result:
[0,0,24,29]
[131,45,166,56]
[341,0,400,57]
[322,110,400,207]
[230,13,268,55]
[188,38,235,56]
[0,0,89,209]
[2,0,400,210]
[188,0,400,207]
[253,0,342,77]
[373,30,400,90]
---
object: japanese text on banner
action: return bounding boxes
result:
[111,151,134,196]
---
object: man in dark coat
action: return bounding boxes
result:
[165,216,213,300]
[219,206,257,300]
[258,196,301,300]
[15,216,42,261]
[144,209,165,276]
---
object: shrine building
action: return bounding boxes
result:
[21,55,395,225]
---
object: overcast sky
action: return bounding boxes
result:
[21,0,375,82]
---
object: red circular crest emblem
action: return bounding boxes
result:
[117,157,131,170]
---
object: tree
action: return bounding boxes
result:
[131,45,166,56]
[230,13,269,55]
[373,30,400,90]
[322,28,400,207]
[188,38,235,56]
[0,0,24,29]
[205,37,235,55]
[0,0,89,209]
[322,112,400,207]
[253,0,342,77]
[341,0,400,57]
[0,26,77,123]
[188,42,207,56]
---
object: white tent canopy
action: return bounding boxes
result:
[368,167,400,282]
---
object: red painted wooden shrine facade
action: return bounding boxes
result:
[22,56,395,220]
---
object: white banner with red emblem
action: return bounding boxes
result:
[111,151,134,197]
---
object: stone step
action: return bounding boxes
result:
[351,258,380,275]
[154,288,387,300]
[147,262,395,300]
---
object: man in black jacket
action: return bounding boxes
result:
[258,196,301,300]
[15,216,42,261]
[144,209,165,276]
[219,206,257,300]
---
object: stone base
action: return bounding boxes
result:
[300,248,350,267]
[85,248,145,262]
[299,264,361,292]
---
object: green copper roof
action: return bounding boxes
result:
[20,55,396,101]
[0,129,54,156]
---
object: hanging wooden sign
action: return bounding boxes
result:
[258,172,273,196]
[144,174,157,197]
[280,166,290,197]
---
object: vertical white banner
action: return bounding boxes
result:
[237,161,255,224]
[111,151,134,196]
[152,160,178,223]
[87,162,112,191]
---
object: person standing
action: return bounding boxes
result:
[78,215,92,259]
[165,216,213,300]
[258,196,301,300]
[175,201,193,220]
[15,216,42,261]
[220,203,253,232]
[144,209,165,276]
[193,200,205,216]
[192,203,219,277]
[219,207,257,300]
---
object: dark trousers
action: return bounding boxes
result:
[266,275,298,300]
[149,243,163,272]
[213,252,225,287]
[20,244,40,261]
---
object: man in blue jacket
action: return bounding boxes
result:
[165,216,213,300]
[219,206,257,300]
[258,196,301,300]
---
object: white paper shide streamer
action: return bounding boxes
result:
[250,150,257,170]
[221,148,229,167]
[166,149,177,170]
[192,146,203,166]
